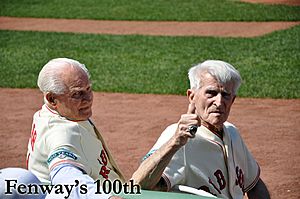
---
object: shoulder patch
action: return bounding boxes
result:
[47,148,78,165]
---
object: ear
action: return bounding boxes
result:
[187,89,195,103]
[45,92,57,106]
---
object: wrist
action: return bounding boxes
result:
[168,136,183,150]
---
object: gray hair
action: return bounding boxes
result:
[37,58,90,95]
[188,60,242,95]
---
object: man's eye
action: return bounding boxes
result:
[222,92,231,99]
[206,90,218,97]
[72,91,82,98]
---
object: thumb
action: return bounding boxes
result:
[187,102,196,114]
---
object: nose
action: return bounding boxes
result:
[214,93,223,107]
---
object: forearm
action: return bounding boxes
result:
[247,178,270,199]
[132,107,198,190]
[131,138,180,190]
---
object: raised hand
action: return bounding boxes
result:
[172,103,200,147]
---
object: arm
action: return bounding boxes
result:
[49,164,123,199]
[247,178,270,199]
[131,136,182,191]
[131,103,199,191]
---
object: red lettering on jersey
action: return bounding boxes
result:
[206,169,226,194]
[100,150,107,165]
[209,177,221,194]
[99,165,110,179]
[97,149,111,179]
[30,124,37,151]
[235,166,245,190]
[97,149,108,166]
[214,169,226,190]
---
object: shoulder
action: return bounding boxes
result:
[223,121,241,137]
[45,119,86,151]
[163,123,178,135]
[47,117,81,136]
[223,121,237,130]
[143,123,177,160]
[156,123,177,144]
[35,105,81,131]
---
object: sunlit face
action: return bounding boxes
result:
[53,67,93,121]
[191,72,236,129]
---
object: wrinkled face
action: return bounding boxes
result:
[191,73,236,129]
[54,67,93,121]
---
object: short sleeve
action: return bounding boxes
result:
[163,146,186,190]
[226,123,260,193]
[142,123,186,190]
[45,122,88,173]
[143,123,177,161]
[241,141,260,192]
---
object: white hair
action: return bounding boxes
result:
[37,58,90,95]
[188,60,242,95]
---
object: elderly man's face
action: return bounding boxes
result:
[54,67,93,121]
[191,73,235,129]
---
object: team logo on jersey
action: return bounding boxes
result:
[47,148,78,164]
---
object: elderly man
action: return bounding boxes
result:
[26,58,125,199]
[132,60,270,198]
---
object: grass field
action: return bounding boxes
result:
[0,0,299,98]
[1,26,299,98]
[1,0,300,21]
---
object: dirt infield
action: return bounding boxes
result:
[241,0,300,6]
[0,88,299,198]
[1,1,299,38]
[1,17,300,37]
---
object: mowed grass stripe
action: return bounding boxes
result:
[0,25,299,98]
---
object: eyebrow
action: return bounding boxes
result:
[205,86,218,91]
[69,84,92,91]
[205,86,232,94]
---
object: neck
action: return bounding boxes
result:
[45,104,86,122]
[201,121,224,139]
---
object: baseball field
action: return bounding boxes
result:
[0,0,299,198]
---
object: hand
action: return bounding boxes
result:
[172,103,200,147]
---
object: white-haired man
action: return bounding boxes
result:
[132,60,270,198]
[27,58,124,199]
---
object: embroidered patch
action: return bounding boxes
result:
[47,149,78,164]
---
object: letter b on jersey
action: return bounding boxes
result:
[214,169,226,190]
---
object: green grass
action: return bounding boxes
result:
[0,26,299,98]
[0,0,299,21]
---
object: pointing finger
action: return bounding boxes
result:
[187,102,196,114]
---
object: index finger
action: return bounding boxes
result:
[187,102,196,114]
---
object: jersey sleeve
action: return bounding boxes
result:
[162,147,186,190]
[45,121,89,174]
[226,123,260,193]
[241,140,260,193]
[142,123,186,190]
[143,123,177,161]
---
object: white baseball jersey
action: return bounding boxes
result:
[27,104,124,183]
[144,122,260,199]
